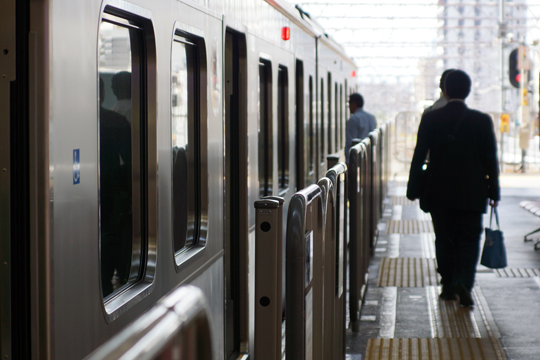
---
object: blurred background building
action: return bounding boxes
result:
[296,0,540,171]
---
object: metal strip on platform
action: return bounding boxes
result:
[494,268,540,277]
[378,258,439,287]
[386,220,434,234]
[391,181,408,187]
[365,338,507,360]
[390,196,418,206]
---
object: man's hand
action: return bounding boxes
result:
[489,199,499,207]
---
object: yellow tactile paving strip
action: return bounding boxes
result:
[378,258,439,287]
[387,220,434,234]
[366,181,509,360]
[426,287,482,339]
[390,196,418,206]
[365,338,507,360]
[494,268,540,277]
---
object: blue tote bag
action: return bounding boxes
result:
[481,207,507,269]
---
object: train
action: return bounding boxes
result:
[0,0,360,358]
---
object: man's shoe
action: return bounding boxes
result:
[454,284,474,307]
[439,286,457,300]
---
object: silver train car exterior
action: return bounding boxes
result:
[0,0,356,358]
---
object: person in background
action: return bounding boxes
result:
[99,77,132,297]
[406,70,500,307]
[423,69,455,115]
[111,71,132,125]
[344,93,377,163]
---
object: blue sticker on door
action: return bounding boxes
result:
[73,149,80,184]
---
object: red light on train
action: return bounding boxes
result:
[351,70,357,77]
[282,27,290,41]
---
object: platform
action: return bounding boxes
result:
[346,175,540,360]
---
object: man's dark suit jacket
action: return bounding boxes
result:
[407,100,500,213]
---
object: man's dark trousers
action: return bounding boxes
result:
[430,207,483,291]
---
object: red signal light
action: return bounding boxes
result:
[516,73,521,83]
[351,70,357,77]
[281,27,290,41]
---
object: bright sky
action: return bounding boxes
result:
[296,0,540,116]
[297,1,540,81]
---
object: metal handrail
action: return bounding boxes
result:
[285,184,324,360]
[325,161,348,359]
[348,141,368,332]
[86,285,213,360]
[317,177,336,360]
[368,130,380,253]
[254,197,284,360]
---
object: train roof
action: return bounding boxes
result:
[265,0,357,69]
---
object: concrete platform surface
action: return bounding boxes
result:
[346,176,540,360]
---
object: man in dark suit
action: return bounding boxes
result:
[406,70,500,307]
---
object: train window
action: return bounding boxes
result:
[278,66,289,194]
[171,37,199,255]
[320,78,324,164]
[327,73,332,156]
[258,59,273,197]
[171,27,208,269]
[335,82,339,153]
[98,17,142,300]
[295,59,304,190]
[308,76,314,175]
[340,84,343,149]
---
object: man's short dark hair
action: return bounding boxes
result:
[445,70,471,100]
[349,93,364,108]
[439,69,455,90]
[111,71,131,100]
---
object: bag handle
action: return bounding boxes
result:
[490,206,500,230]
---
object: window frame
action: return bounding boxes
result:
[308,76,315,176]
[171,24,209,272]
[327,72,332,156]
[258,57,273,197]
[277,65,289,195]
[98,3,158,323]
[319,78,325,164]
[334,82,339,152]
[340,84,344,149]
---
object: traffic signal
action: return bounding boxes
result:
[509,48,531,88]
[509,49,520,88]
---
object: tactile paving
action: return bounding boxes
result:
[378,258,439,287]
[425,287,501,339]
[494,268,540,277]
[387,220,434,234]
[390,196,418,206]
[365,338,507,360]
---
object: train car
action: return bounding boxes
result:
[0,0,356,359]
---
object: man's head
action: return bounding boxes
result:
[439,69,455,91]
[348,93,364,113]
[444,70,471,100]
[111,71,132,100]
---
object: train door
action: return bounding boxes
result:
[1,2,32,358]
[296,60,316,190]
[317,73,327,178]
[224,28,248,359]
[295,60,305,190]
[327,72,333,157]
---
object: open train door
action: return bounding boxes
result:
[1,1,41,358]
[223,26,249,359]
